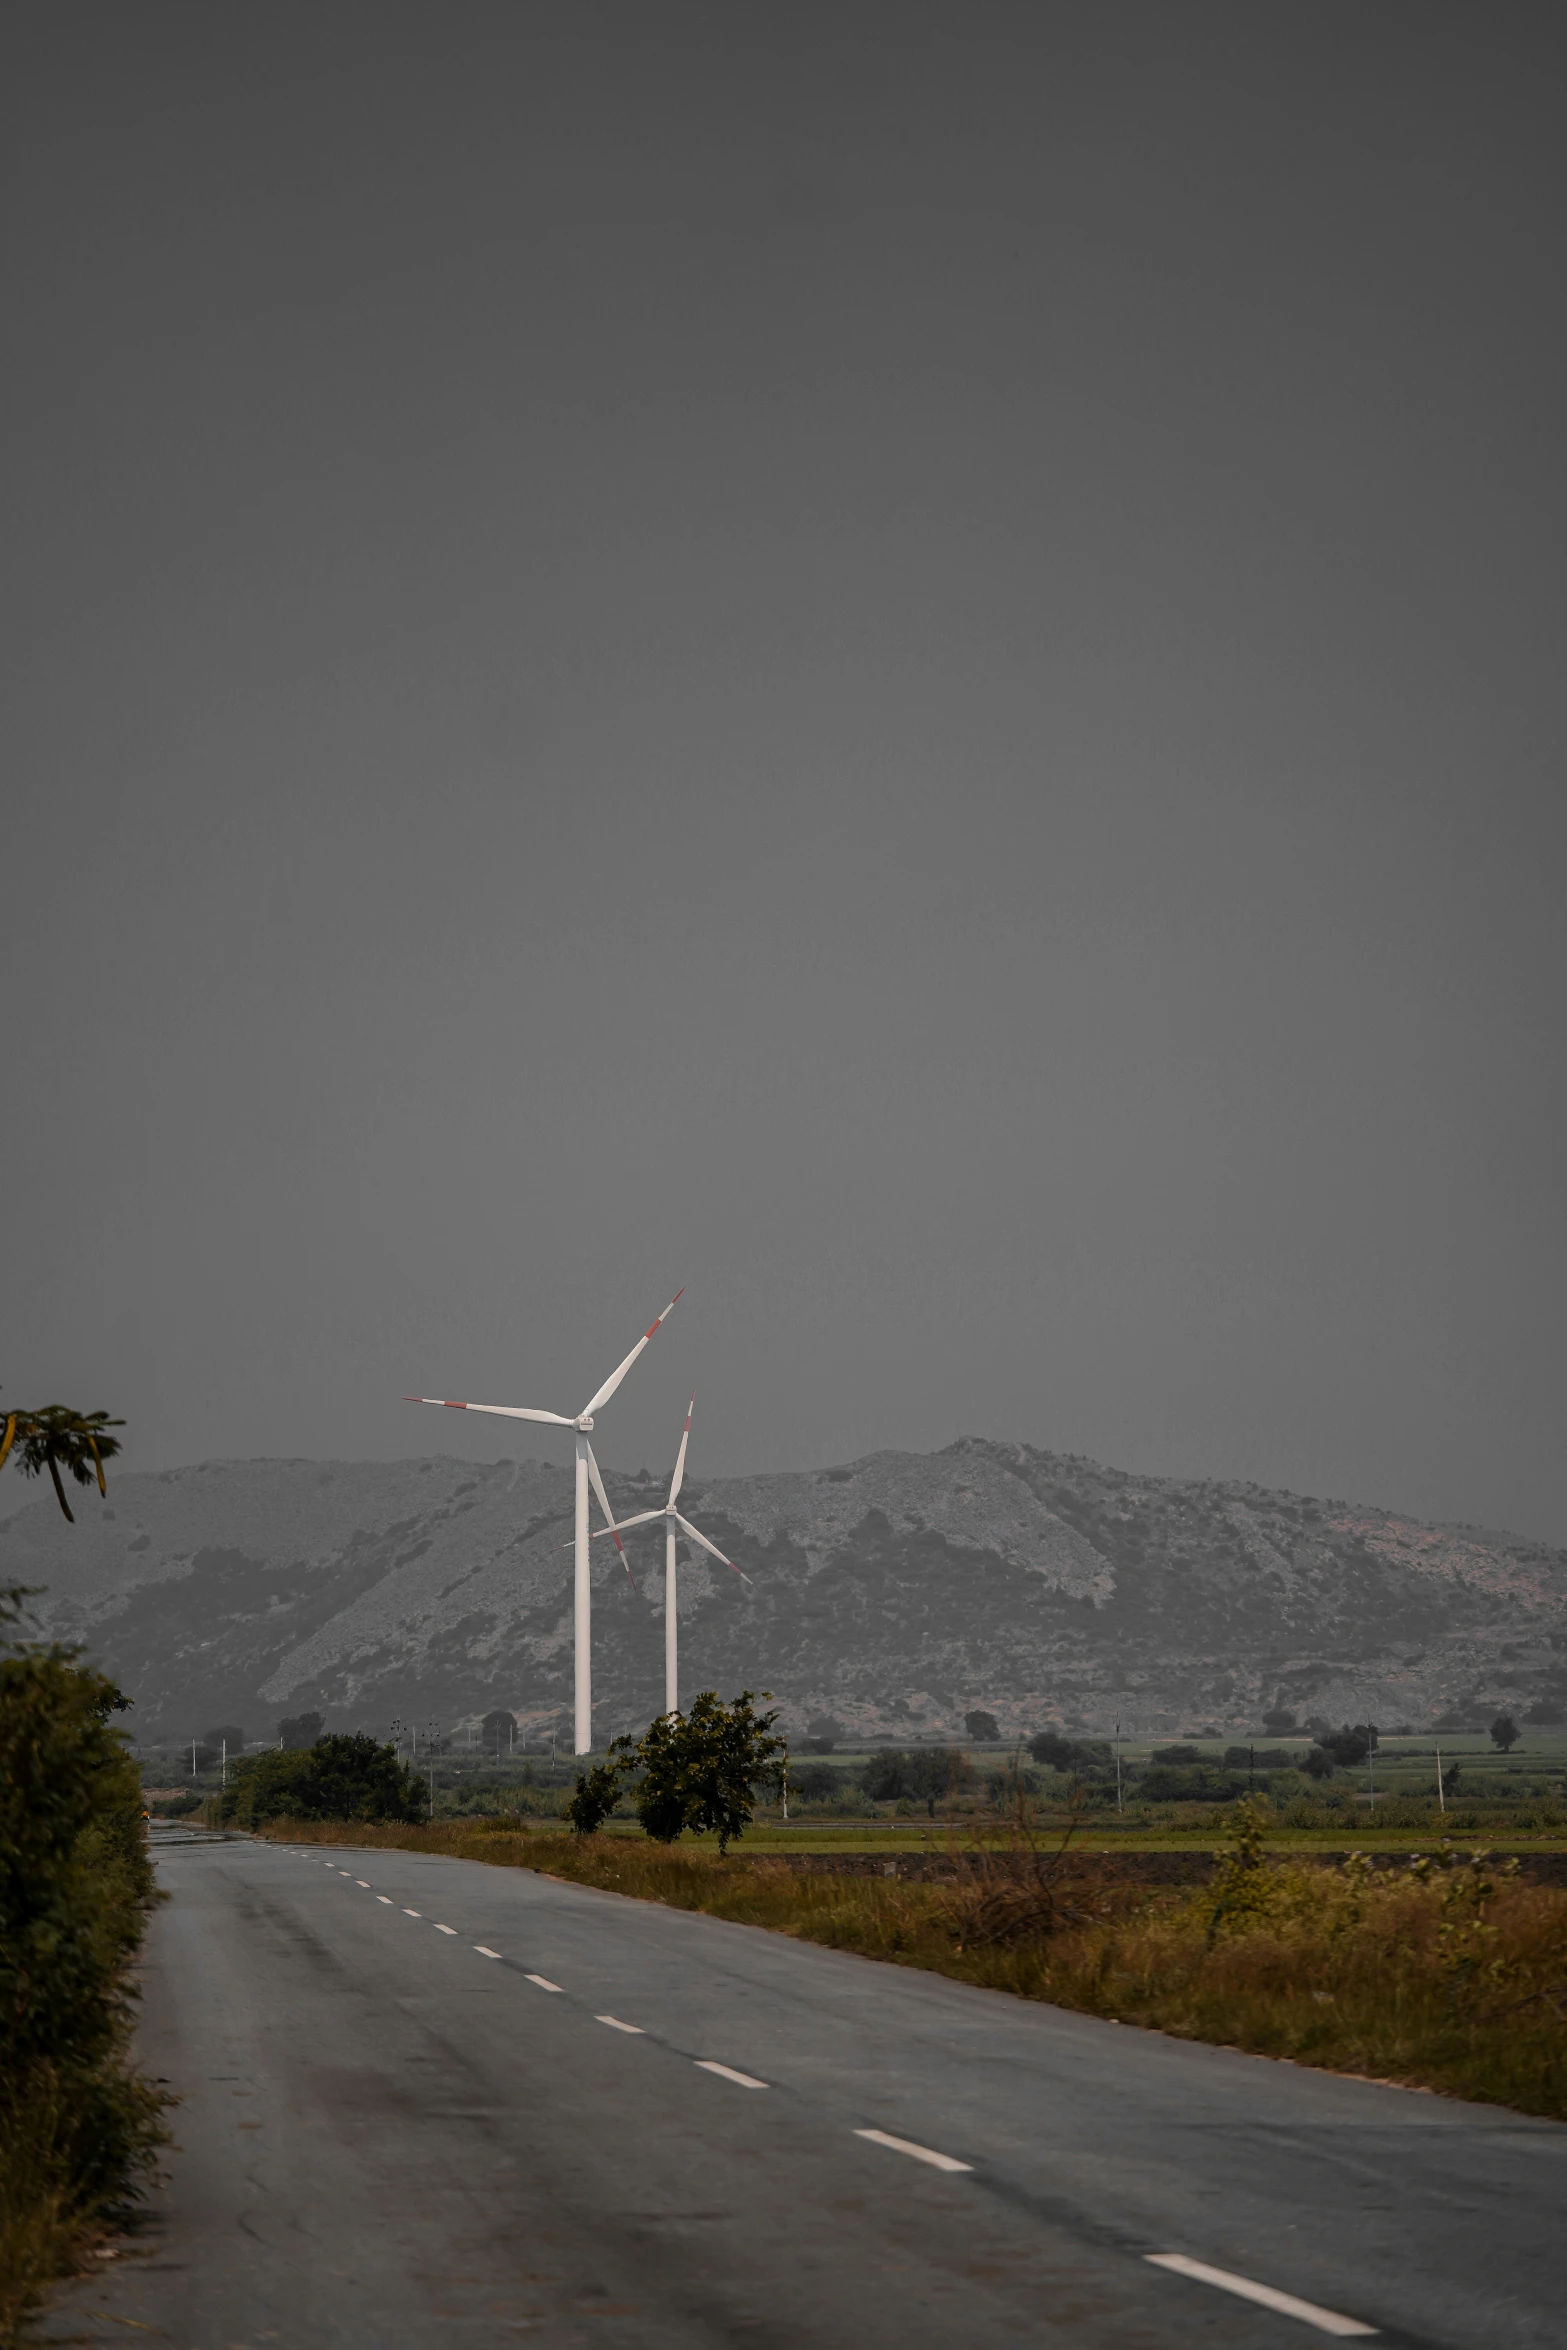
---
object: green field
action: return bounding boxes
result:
[158,1728,1567,1849]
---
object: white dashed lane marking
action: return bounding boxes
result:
[695,2061,768,2089]
[854,2129,972,2175]
[284,1848,1385,2338]
[1145,2256,1377,2338]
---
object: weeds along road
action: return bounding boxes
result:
[42,1831,1566,2350]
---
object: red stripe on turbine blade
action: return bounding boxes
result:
[642,1286,686,1339]
[443,1400,467,1409]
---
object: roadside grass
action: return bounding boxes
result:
[262,1812,1567,2119]
[0,2091,73,2348]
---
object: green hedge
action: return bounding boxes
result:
[0,1611,165,2341]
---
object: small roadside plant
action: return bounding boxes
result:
[1204,1798,1275,1947]
[566,1759,626,1836]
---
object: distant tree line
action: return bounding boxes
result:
[217,1733,425,1829]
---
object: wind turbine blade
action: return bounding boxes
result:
[563,1510,665,1550]
[404,1398,574,1424]
[673,1511,753,1587]
[668,1394,695,1508]
[585,1441,636,1585]
[581,1288,685,1418]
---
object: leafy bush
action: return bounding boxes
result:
[907,1748,963,1815]
[219,1734,424,1828]
[0,1590,165,2338]
[566,1761,625,1836]
[1317,1723,1378,1766]
[619,1691,786,1853]
[862,1748,912,1801]
[1027,1731,1080,1769]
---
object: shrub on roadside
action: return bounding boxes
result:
[0,1590,165,2343]
[565,1760,625,1836]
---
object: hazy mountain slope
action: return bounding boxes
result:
[4,1439,1565,1744]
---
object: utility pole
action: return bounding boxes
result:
[221,1739,227,1790]
[1114,1720,1123,1814]
[1436,1743,1445,1815]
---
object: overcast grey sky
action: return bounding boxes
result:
[4,2,1565,1540]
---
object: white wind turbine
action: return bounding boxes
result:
[405,1289,683,1754]
[592,1394,751,1718]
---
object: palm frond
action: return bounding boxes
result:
[46,1452,75,1523]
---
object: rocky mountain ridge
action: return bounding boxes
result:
[4,1439,1564,1744]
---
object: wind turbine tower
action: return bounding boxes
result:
[406,1289,683,1753]
[594,1394,751,1717]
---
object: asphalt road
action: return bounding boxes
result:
[41,1831,1566,2349]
